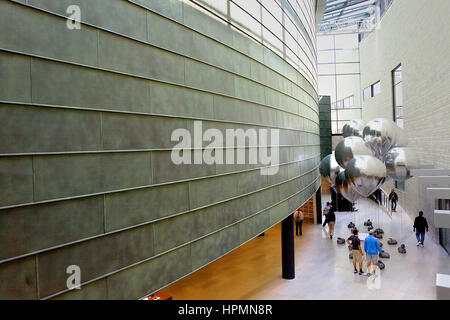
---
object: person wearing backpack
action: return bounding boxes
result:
[413,211,429,247]
[347,229,364,275]
[364,231,383,277]
[388,189,399,212]
[327,205,336,239]
[293,209,304,236]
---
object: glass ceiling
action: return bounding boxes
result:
[318,0,392,35]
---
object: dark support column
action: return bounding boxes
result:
[281,214,295,279]
[316,187,322,224]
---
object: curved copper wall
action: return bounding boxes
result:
[0,0,320,299]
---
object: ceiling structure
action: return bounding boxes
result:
[318,0,391,35]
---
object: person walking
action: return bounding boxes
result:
[388,189,398,212]
[294,209,304,236]
[322,202,331,227]
[413,211,429,247]
[347,229,364,275]
[327,205,336,239]
[364,231,383,277]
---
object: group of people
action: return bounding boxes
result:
[322,199,430,276]
[346,210,429,276]
[346,229,383,277]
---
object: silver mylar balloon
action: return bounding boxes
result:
[385,147,418,181]
[345,155,387,197]
[319,153,343,185]
[335,171,360,203]
[335,136,373,169]
[343,119,366,138]
[362,118,404,160]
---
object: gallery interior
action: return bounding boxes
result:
[0,0,449,300]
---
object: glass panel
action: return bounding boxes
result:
[317,35,334,50]
[318,75,336,102]
[373,81,381,96]
[262,27,283,57]
[336,100,343,108]
[335,62,359,74]
[363,86,371,100]
[262,6,282,39]
[318,64,335,75]
[331,110,338,121]
[317,50,335,63]
[334,33,359,49]
[331,121,338,134]
[394,84,403,106]
[233,0,261,21]
[336,121,347,134]
[393,65,402,85]
[336,109,362,120]
[335,48,359,63]
[336,74,359,101]
[230,2,262,40]
[206,0,228,18]
[344,97,352,107]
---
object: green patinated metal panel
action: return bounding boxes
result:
[0,104,101,153]
[319,96,332,160]
[0,0,320,299]
[0,156,33,207]
[0,196,104,261]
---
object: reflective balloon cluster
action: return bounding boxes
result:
[320,118,418,203]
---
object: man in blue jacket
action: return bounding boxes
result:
[364,231,383,277]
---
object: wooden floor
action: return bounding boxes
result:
[162,197,450,300]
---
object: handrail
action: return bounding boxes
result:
[368,189,391,217]
[379,188,391,217]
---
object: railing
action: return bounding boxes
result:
[379,188,391,217]
[368,189,391,217]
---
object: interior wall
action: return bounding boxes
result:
[359,0,450,241]
[0,0,321,299]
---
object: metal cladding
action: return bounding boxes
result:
[319,152,343,185]
[385,147,418,181]
[362,118,407,160]
[335,171,360,203]
[335,136,373,169]
[345,155,387,197]
[343,119,366,138]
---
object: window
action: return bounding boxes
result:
[363,81,381,100]
[373,81,381,96]
[332,95,354,109]
[392,64,403,128]
[344,96,354,107]
[363,86,371,100]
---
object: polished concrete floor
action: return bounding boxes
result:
[163,195,450,299]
